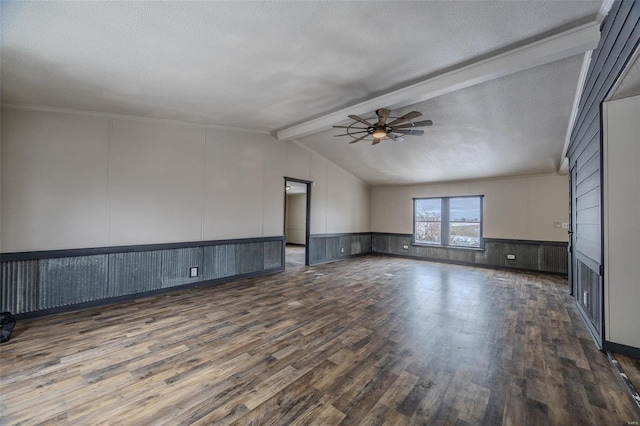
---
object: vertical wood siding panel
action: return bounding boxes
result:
[263,241,283,270]
[108,251,162,296]
[40,256,108,308]
[1,260,39,314]
[161,248,204,288]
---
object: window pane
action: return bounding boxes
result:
[415,198,441,220]
[416,221,441,244]
[449,197,480,222]
[449,222,480,247]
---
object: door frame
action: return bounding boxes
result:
[284,177,312,266]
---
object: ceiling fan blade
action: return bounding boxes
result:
[333,125,368,129]
[393,129,425,136]
[393,120,433,128]
[348,115,373,127]
[372,138,382,145]
[387,111,422,127]
[334,130,369,137]
[388,133,405,142]
[349,134,369,144]
[377,109,391,125]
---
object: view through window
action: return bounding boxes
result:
[414,196,482,248]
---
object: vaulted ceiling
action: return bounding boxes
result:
[1,1,604,185]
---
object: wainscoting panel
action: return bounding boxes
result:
[161,247,204,288]
[203,245,237,280]
[107,250,162,296]
[1,237,285,316]
[351,234,372,255]
[309,233,372,265]
[372,233,567,274]
[1,260,39,313]
[309,237,327,264]
[39,255,109,309]
[236,242,265,275]
[264,241,283,270]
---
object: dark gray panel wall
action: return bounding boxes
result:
[308,233,372,265]
[108,250,162,296]
[203,245,237,280]
[566,0,640,344]
[1,260,39,313]
[372,234,568,274]
[40,255,109,308]
[264,241,283,270]
[0,238,284,315]
[161,247,203,288]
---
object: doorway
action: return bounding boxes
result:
[284,178,311,267]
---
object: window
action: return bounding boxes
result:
[414,196,483,248]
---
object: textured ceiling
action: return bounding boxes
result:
[297,55,584,185]
[1,1,602,185]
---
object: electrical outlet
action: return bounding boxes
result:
[189,266,199,278]
[583,291,589,307]
[562,222,569,229]
[507,254,516,260]
[403,244,409,250]
[340,247,344,254]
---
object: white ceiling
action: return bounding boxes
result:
[1,1,603,186]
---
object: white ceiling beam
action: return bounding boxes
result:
[277,21,601,142]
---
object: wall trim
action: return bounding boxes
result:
[483,237,567,246]
[604,341,640,359]
[1,103,270,135]
[371,233,568,247]
[11,266,284,321]
[1,236,286,262]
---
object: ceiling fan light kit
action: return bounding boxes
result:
[334,109,432,145]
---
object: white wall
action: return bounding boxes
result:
[283,142,371,235]
[372,174,569,242]
[603,95,640,349]
[285,193,306,245]
[1,106,371,252]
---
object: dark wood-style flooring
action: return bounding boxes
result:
[1,255,638,425]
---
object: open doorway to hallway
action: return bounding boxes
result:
[284,178,310,267]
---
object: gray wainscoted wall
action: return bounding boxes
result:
[1,237,284,316]
[567,0,640,352]
[308,233,372,265]
[372,233,568,274]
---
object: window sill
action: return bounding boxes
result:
[411,242,486,252]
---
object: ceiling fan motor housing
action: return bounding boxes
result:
[370,125,389,138]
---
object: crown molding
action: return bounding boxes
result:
[1,103,270,135]
[277,20,601,142]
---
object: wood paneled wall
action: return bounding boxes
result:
[567,0,640,347]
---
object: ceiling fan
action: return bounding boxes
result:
[333,109,433,145]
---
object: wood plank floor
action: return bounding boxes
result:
[1,255,639,425]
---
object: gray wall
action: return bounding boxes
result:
[372,233,567,274]
[567,0,640,352]
[309,233,372,265]
[1,237,284,315]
